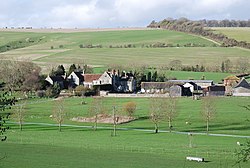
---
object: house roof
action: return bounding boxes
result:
[84,74,102,83]
[74,72,84,80]
[49,76,65,82]
[224,76,240,80]
[234,78,250,89]
[168,80,213,83]
[141,82,182,89]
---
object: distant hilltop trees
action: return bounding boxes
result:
[148,18,250,49]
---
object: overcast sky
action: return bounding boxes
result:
[0,0,249,28]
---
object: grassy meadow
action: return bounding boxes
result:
[1,96,250,168]
[1,28,250,167]
[1,29,250,75]
[212,27,250,42]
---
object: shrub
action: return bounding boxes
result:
[123,102,137,117]
[75,85,90,96]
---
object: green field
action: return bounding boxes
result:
[1,96,250,168]
[1,29,250,75]
[212,27,250,42]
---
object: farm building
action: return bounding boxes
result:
[67,71,84,87]
[224,76,240,95]
[45,75,66,89]
[232,78,250,96]
[83,74,102,89]
[168,80,213,89]
[205,85,225,96]
[141,82,175,94]
[93,70,136,93]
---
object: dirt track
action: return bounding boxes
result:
[0,27,149,33]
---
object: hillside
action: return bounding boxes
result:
[0,28,250,76]
[212,27,250,42]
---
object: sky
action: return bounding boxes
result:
[0,0,249,28]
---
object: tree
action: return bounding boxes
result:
[224,59,233,72]
[221,61,225,72]
[45,83,61,98]
[236,57,249,73]
[0,60,40,93]
[201,96,216,134]
[163,97,178,132]
[52,99,66,132]
[235,140,250,167]
[149,98,163,133]
[169,60,183,71]
[123,102,136,118]
[13,102,26,131]
[68,64,77,75]
[21,66,41,94]
[0,91,16,141]
[75,85,90,97]
[88,97,105,131]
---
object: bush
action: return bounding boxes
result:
[123,102,137,117]
[50,46,54,49]
[45,83,61,98]
[59,45,64,48]
[75,85,90,96]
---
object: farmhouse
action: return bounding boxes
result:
[83,74,102,89]
[45,75,65,89]
[93,70,136,93]
[67,71,84,87]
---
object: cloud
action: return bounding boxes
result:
[0,0,249,28]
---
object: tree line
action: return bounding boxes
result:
[147,18,250,49]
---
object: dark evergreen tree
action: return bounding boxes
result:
[0,92,16,141]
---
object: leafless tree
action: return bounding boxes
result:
[88,97,105,131]
[149,98,163,133]
[201,96,216,134]
[13,101,26,131]
[162,96,178,132]
[52,99,66,132]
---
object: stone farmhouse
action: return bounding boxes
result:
[46,69,136,94]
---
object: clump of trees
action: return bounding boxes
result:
[0,60,42,94]
[148,18,250,49]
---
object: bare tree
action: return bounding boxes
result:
[236,57,249,73]
[163,96,178,132]
[149,98,163,133]
[52,99,66,132]
[13,102,26,131]
[0,60,40,93]
[89,97,105,131]
[201,96,216,134]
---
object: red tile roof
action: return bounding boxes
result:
[84,74,102,83]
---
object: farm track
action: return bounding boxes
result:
[8,121,250,139]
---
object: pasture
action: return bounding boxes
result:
[212,27,250,42]
[1,29,250,74]
[1,96,250,168]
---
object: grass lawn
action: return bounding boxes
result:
[1,125,248,168]
[1,96,250,167]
